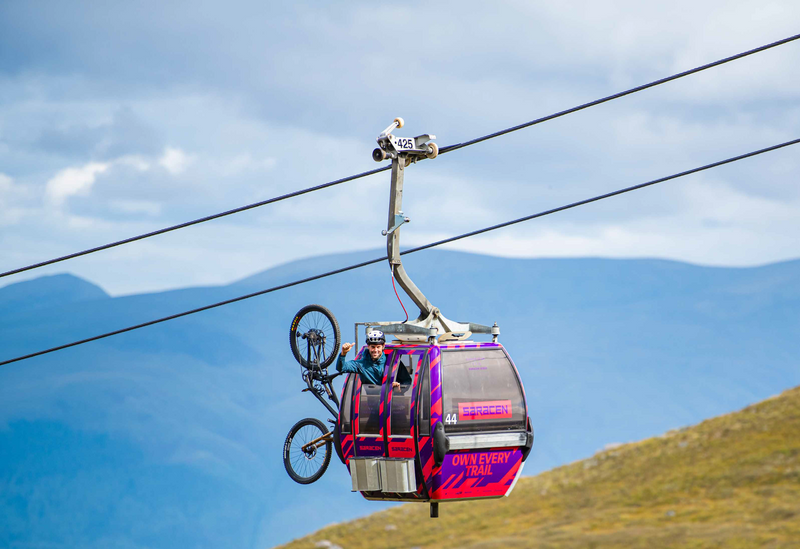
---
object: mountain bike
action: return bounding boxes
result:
[282,304,342,484]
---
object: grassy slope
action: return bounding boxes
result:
[279,386,800,548]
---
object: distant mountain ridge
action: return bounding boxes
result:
[0,251,798,548]
[0,273,109,313]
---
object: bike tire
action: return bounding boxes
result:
[289,304,341,370]
[283,417,333,485]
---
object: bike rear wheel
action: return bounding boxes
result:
[283,417,332,484]
[289,304,341,370]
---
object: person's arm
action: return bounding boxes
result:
[336,343,361,374]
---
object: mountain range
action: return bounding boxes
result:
[1,250,799,548]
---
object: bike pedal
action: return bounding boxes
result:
[327,419,336,424]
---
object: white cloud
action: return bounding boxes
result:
[0,1,799,296]
[109,199,162,216]
[0,172,28,203]
[0,173,31,226]
[0,172,12,192]
[425,177,800,267]
[159,147,192,175]
[65,214,106,230]
[45,162,110,205]
[115,155,151,171]
[219,153,276,176]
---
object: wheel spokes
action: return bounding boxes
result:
[297,313,337,365]
[289,425,328,480]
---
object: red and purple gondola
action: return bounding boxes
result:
[336,341,533,516]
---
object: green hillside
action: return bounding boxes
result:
[279,386,800,548]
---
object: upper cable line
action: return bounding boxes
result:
[2,31,799,281]
[0,165,391,279]
[2,135,798,368]
[438,32,800,154]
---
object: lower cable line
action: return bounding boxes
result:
[1,136,798,367]
[0,254,387,367]
[409,137,800,252]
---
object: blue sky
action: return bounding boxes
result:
[1,1,799,295]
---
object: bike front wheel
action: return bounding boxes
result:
[289,304,341,370]
[283,417,332,484]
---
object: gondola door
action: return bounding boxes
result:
[384,346,428,500]
[417,346,442,498]
[385,348,425,460]
[351,347,394,459]
[349,346,422,499]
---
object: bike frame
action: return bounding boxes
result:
[301,332,341,419]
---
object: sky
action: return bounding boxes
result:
[1,1,799,296]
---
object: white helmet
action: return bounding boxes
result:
[366,330,386,345]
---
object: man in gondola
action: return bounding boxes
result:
[337,330,410,387]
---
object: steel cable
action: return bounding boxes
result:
[2,32,798,280]
[0,165,390,279]
[438,33,800,154]
[2,136,798,367]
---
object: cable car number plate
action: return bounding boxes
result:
[390,135,415,151]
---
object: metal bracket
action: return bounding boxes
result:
[359,318,499,345]
[364,117,498,344]
[381,212,410,237]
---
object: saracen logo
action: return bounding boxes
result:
[458,400,512,420]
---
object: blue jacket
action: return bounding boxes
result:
[337,351,386,385]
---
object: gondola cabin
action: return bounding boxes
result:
[334,341,533,513]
